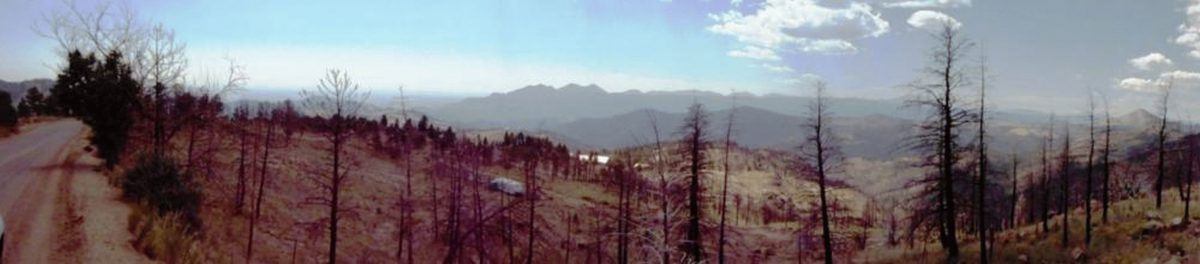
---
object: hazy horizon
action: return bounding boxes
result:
[2,0,1200,116]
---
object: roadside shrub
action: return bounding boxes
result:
[121,155,202,230]
[129,205,199,264]
[0,90,18,129]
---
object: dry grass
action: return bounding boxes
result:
[873,188,1200,263]
[128,206,200,264]
[135,123,883,263]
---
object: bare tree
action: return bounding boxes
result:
[38,0,143,64]
[522,139,539,264]
[1041,114,1055,233]
[1101,92,1113,223]
[1084,90,1097,247]
[645,110,680,264]
[1058,123,1071,248]
[246,103,279,262]
[975,52,991,264]
[394,86,416,264]
[234,103,253,214]
[1156,79,1173,209]
[678,102,709,263]
[39,0,189,92]
[802,81,841,264]
[1183,117,1196,225]
[135,24,187,88]
[1009,152,1019,229]
[301,69,369,263]
[717,94,737,264]
[612,151,637,264]
[905,22,973,260]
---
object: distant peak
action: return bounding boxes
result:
[559,83,606,94]
[509,84,556,95]
[1121,108,1158,120]
[1114,108,1162,127]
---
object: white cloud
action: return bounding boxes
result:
[729,46,781,61]
[1162,70,1200,83]
[880,0,971,9]
[762,63,794,72]
[1118,78,1158,92]
[1176,0,1200,58]
[1129,53,1174,71]
[708,0,890,57]
[1117,70,1200,92]
[906,10,961,31]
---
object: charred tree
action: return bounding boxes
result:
[1059,124,1071,248]
[246,104,278,262]
[802,81,841,264]
[301,69,369,263]
[717,94,736,264]
[1155,80,1172,209]
[904,22,973,260]
[1085,91,1096,247]
[1101,93,1113,223]
[975,53,991,264]
[678,102,709,263]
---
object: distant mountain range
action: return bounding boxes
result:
[0,79,54,105]
[3,79,1173,160]
[424,83,922,129]
[426,84,1191,160]
[417,84,1091,159]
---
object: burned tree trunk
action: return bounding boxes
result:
[246,104,277,262]
[301,69,368,263]
[679,102,709,263]
[803,81,841,264]
[1156,80,1172,209]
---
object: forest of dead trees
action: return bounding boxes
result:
[11,1,1200,263]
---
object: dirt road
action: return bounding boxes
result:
[0,120,84,214]
[0,120,152,263]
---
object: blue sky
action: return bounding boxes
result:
[3,0,1200,114]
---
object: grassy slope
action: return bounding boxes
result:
[174,124,874,263]
[878,188,1200,263]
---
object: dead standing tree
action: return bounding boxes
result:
[1101,92,1113,223]
[234,103,253,214]
[678,102,709,263]
[974,52,992,264]
[247,103,280,262]
[717,94,736,264]
[301,69,369,263]
[904,22,974,260]
[394,86,417,264]
[801,81,841,264]
[644,110,684,264]
[1041,114,1055,234]
[1058,123,1071,248]
[1155,79,1173,209]
[1085,90,1097,247]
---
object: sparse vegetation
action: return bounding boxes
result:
[120,155,202,263]
[0,90,18,132]
[119,155,201,230]
[9,1,1200,263]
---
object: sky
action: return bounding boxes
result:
[2,0,1200,115]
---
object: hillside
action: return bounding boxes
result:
[878,188,1200,263]
[0,79,53,104]
[137,115,878,263]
